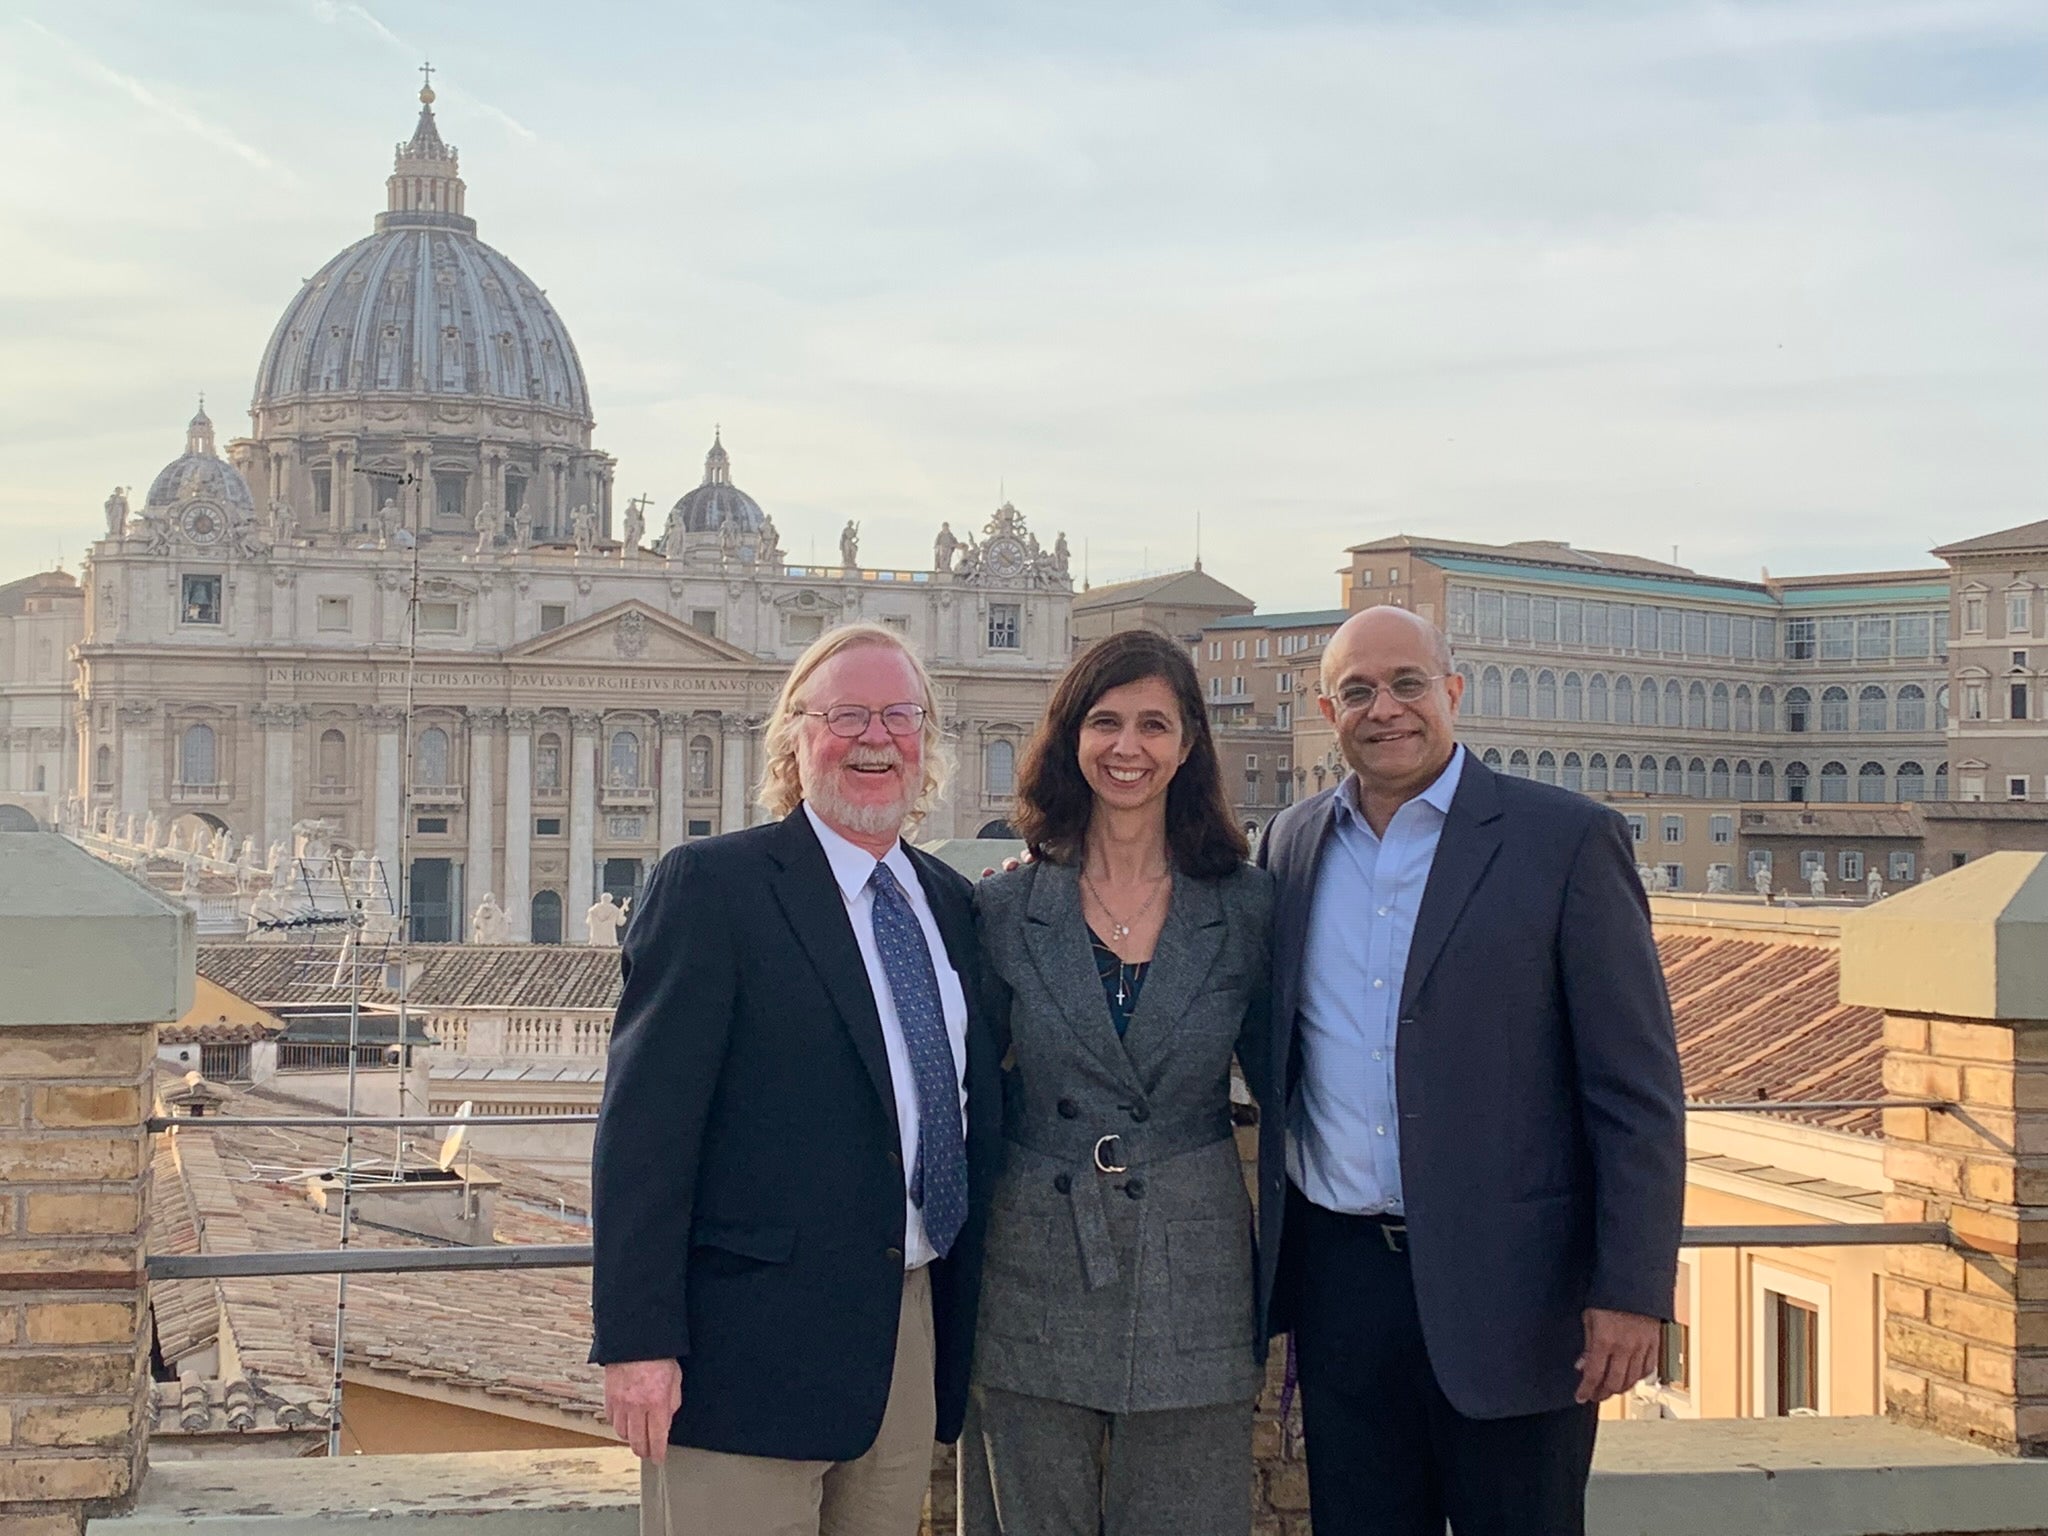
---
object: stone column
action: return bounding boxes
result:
[568,711,599,930]
[658,711,688,853]
[114,703,152,821]
[503,710,534,942]
[3,729,26,794]
[1840,851,2048,1455]
[251,704,300,854]
[0,834,190,1531]
[719,717,749,834]
[364,705,407,894]
[465,709,502,933]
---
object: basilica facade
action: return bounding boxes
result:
[73,84,1072,941]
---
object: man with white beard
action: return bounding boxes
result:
[591,622,1001,1536]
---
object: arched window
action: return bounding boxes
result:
[1686,757,1707,798]
[1711,683,1730,731]
[1785,687,1811,733]
[1786,761,1810,802]
[178,723,216,786]
[1561,752,1583,793]
[1857,686,1887,733]
[1456,664,1478,711]
[1535,750,1558,785]
[1935,762,1949,799]
[1665,681,1683,725]
[1820,687,1850,732]
[1586,753,1609,794]
[1638,756,1659,793]
[1687,682,1708,729]
[1667,757,1687,795]
[1613,676,1634,725]
[1757,761,1776,800]
[1758,687,1776,732]
[535,732,562,792]
[1897,761,1926,801]
[1586,674,1608,722]
[1896,685,1927,732]
[1819,761,1849,802]
[1858,761,1888,802]
[1507,749,1532,778]
[93,744,112,788]
[531,890,564,945]
[1935,685,1949,730]
[1638,678,1658,727]
[1733,760,1753,799]
[417,726,451,787]
[1481,747,1504,770]
[318,729,347,788]
[608,729,641,787]
[986,738,1016,797]
[1535,671,1557,720]
[1612,754,1634,793]
[1480,667,1504,716]
[688,735,713,793]
[1508,670,1531,717]
[1710,759,1730,798]
[1562,673,1583,721]
[1734,685,1753,732]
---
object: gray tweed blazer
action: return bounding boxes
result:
[970,858,1272,1414]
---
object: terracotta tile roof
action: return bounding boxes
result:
[196,943,621,1013]
[1658,929,1883,1137]
[149,1376,331,1440]
[1932,517,2048,557]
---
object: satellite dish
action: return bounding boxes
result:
[436,1101,474,1173]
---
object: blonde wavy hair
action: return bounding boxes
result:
[756,622,950,823]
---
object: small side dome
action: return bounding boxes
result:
[669,431,765,535]
[144,401,255,518]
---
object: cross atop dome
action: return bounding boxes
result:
[419,59,436,103]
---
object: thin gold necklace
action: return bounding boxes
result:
[1082,862,1169,944]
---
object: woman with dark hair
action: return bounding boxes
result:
[961,628,1271,1536]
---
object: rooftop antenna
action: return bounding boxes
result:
[1083,538,1090,591]
[1194,510,1203,574]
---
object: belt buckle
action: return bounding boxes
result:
[1092,1134,1127,1175]
[1381,1221,1407,1254]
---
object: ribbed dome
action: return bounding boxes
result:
[249,89,590,418]
[670,432,765,534]
[145,406,256,518]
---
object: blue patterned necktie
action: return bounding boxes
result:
[868,862,968,1258]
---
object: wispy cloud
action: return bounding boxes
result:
[21,20,290,178]
[298,0,539,142]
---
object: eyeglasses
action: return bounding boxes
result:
[1331,674,1445,714]
[795,703,928,738]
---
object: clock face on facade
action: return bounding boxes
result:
[180,504,224,544]
[985,535,1027,579]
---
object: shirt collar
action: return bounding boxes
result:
[1334,743,1467,831]
[802,801,917,902]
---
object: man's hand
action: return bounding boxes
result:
[1574,1308,1661,1404]
[605,1358,683,1461]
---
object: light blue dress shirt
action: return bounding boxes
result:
[1287,744,1466,1216]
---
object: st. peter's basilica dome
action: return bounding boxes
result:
[144,404,256,519]
[669,432,767,535]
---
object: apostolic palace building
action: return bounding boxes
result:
[55,83,1073,940]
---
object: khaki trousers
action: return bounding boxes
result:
[641,1265,936,1536]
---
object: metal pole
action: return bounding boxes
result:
[325,905,364,1458]
[148,1113,599,1132]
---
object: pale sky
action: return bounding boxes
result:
[2,0,2042,611]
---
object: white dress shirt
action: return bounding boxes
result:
[804,802,970,1269]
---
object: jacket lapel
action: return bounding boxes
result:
[1021,861,1145,1094]
[1399,757,1504,1014]
[766,809,901,1141]
[1119,871,1226,1085]
[1271,792,1340,1035]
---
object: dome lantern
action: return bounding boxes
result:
[380,60,471,235]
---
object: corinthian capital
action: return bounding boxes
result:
[362,705,409,731]
[570,710,603,734]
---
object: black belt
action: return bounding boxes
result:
[1306,1199,1410,1254]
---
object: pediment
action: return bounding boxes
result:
[507,600,756,666]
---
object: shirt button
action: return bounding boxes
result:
[1057,1098,1079,1119]
[1053,1173,1072,1195]
[1377,907,1390,917]
[1372,978,1385,989]
[885,1246,904,1261]
[1375,1126,1387,1137]
[1372,1050,1383,1061]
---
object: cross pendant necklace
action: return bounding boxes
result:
[1083,864,1168,946]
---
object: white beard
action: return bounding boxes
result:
[806,769,917,840]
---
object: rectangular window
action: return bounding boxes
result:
[2013,683,2030,722]
[1786,617,1816,660]
[1895,613,1931,657]
[1755,617,1777,659]
[1840,850,1864,881]
[418,601,460,633]
[1208,640,1222,660]
[1388,567,1401,584]
[415,816,449,835]
[1559,599,1582,646]
[1710,814,1733,845]
[1234,639,1247,660]
[1662,815,1685,844]
[540,603,568,632]
[1245,754,1259,770]
[1801,850,1825,878]
[1964,594,1986,633]
[883,615,909,635]
[1357,569,1374,588]
[1477,590,1504,641]
[1209,676,1222,700]
[1625,814,1647,844]
[1732,616,1754,659]
[534,816,563,836]
[1934,611,1949,659]
[1584,601,1608,649]
[180,574,223,626]
[1256,637,1270,659]
[1635,605,1659,653]
[2010,776,2029,801]
[1819,617,1853,660]
[1966,682,1986,721]
[1771,1294,1820,1415]
[1505,594,1531,644]
[1661,863,1686,890]
[1889,851,1915,883]
[312,467,333,522]
[1277,672,1294,692]
[1447,586,1476,637]
[1276,701,1292,729]
[1856,616,1892,659]
[2015,650,2030,669]
[1683,611,1707,655]
[788,613,825,645]
[987,603,1022,650]
[1659,609,1683,653]
[1532,597,1557,645]
[434,473,466,524]
[2009,592,2031,636]
[687,818,713,838]
[1708,613,1730,656]
[317,595,351,631]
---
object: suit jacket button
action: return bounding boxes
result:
[1128,1103,1151,1123]
[885,1246,903,1262]
[1057,1098,1079,1119]
[887,1150,902,1169]
[1053,1173,1072,1194]
[1124,1178,1146,1200]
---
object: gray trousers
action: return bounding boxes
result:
[958,1385,1252,1536]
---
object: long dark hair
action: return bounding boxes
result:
[1012,628,1247,879]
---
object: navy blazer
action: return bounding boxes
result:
[589,808,1002,1459]
[1256,755,1686,1420]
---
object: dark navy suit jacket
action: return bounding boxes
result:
[1256,755,1686,1420]
[589,808,1001,1459]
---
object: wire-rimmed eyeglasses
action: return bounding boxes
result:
[1331,674,1445,714]
[795,703,928,738]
